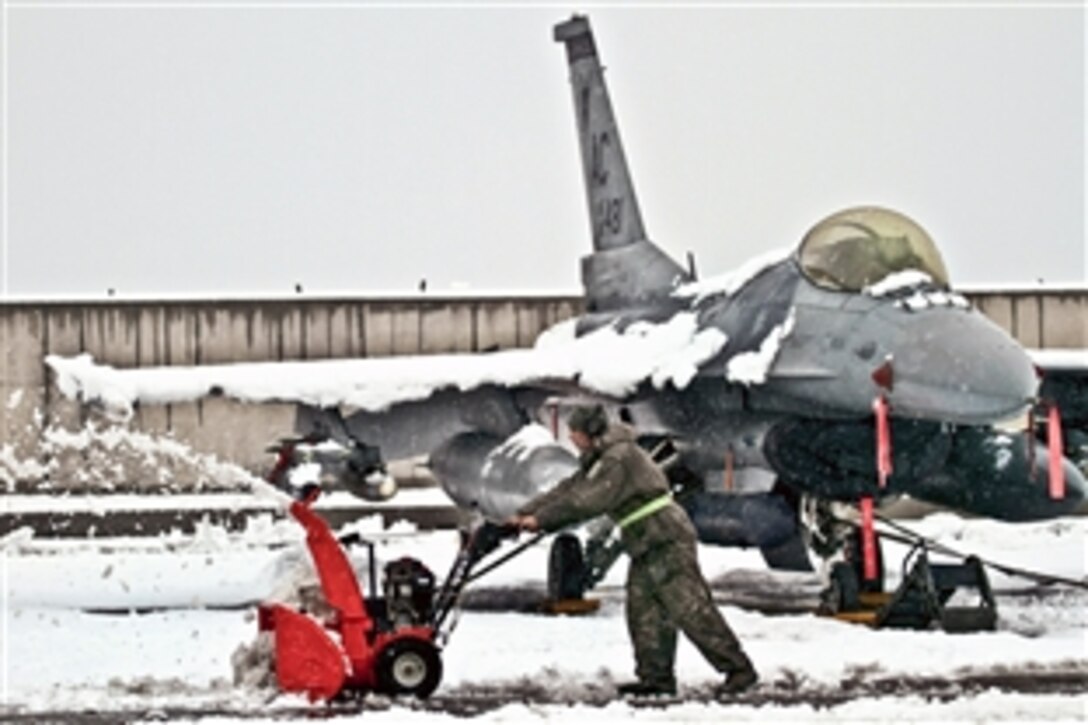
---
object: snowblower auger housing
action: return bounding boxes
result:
[257,500,442,701]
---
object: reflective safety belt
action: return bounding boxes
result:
[617,493,673,530]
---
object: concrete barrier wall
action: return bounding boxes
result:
[0,290,1083,491]
[0,296,579,491]
[967,289,1087,350]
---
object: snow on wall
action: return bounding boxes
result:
[1029,348,1088,371]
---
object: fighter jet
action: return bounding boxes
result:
[47,15,1086,593]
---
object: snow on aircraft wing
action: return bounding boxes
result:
[45,313,728,416]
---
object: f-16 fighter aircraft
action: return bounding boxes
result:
[47,16,1086,593]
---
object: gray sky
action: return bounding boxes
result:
[3,2,1085,297]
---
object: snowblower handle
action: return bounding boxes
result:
[431,522,541,638]
[462,530,546,587]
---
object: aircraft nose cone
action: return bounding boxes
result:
[890,308,1036,424]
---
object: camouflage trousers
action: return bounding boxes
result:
[625,539,753,688]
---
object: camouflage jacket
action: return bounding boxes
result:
[517,423,696,559]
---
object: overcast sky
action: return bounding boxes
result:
[2,2,1084,298]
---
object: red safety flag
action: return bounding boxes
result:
[873,395,892,487]
[1048,404,1065,499]
[860,496,878,582]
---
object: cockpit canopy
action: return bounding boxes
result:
[797,207,951,292]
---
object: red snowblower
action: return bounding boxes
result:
[255,437,527,702]
[257,495,445,700]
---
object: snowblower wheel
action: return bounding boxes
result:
[375,637,442,699]
[547,532,587,600]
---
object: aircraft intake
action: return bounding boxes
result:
[910,427,1086,521]
[765,418,1086,521]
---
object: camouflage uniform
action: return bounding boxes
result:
[518,423,754,691]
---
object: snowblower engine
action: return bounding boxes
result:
[383,557,436,629]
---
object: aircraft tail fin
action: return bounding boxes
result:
[555,16,689,312]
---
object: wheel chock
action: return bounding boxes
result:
[541,598,601,615]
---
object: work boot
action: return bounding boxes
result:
[617,680,677,698]
[716,667,758,697]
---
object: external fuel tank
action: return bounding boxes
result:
[429,427,580,520]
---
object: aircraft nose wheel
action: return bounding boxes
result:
[376,638,443,698]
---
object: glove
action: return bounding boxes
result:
[469,521,520,559]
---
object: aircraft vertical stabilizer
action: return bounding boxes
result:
[555,16,689,312]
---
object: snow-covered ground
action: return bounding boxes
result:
[1,510,1086,722]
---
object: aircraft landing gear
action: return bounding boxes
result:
[544,533,601,615]
[801,496,886,610]
[820,527,886,614]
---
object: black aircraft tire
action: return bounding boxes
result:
[547,533,587,601]
[822,561,861,614]
[759,532,814,572]
[375,637,443,699]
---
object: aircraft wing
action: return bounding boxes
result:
[45,313,727,417]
